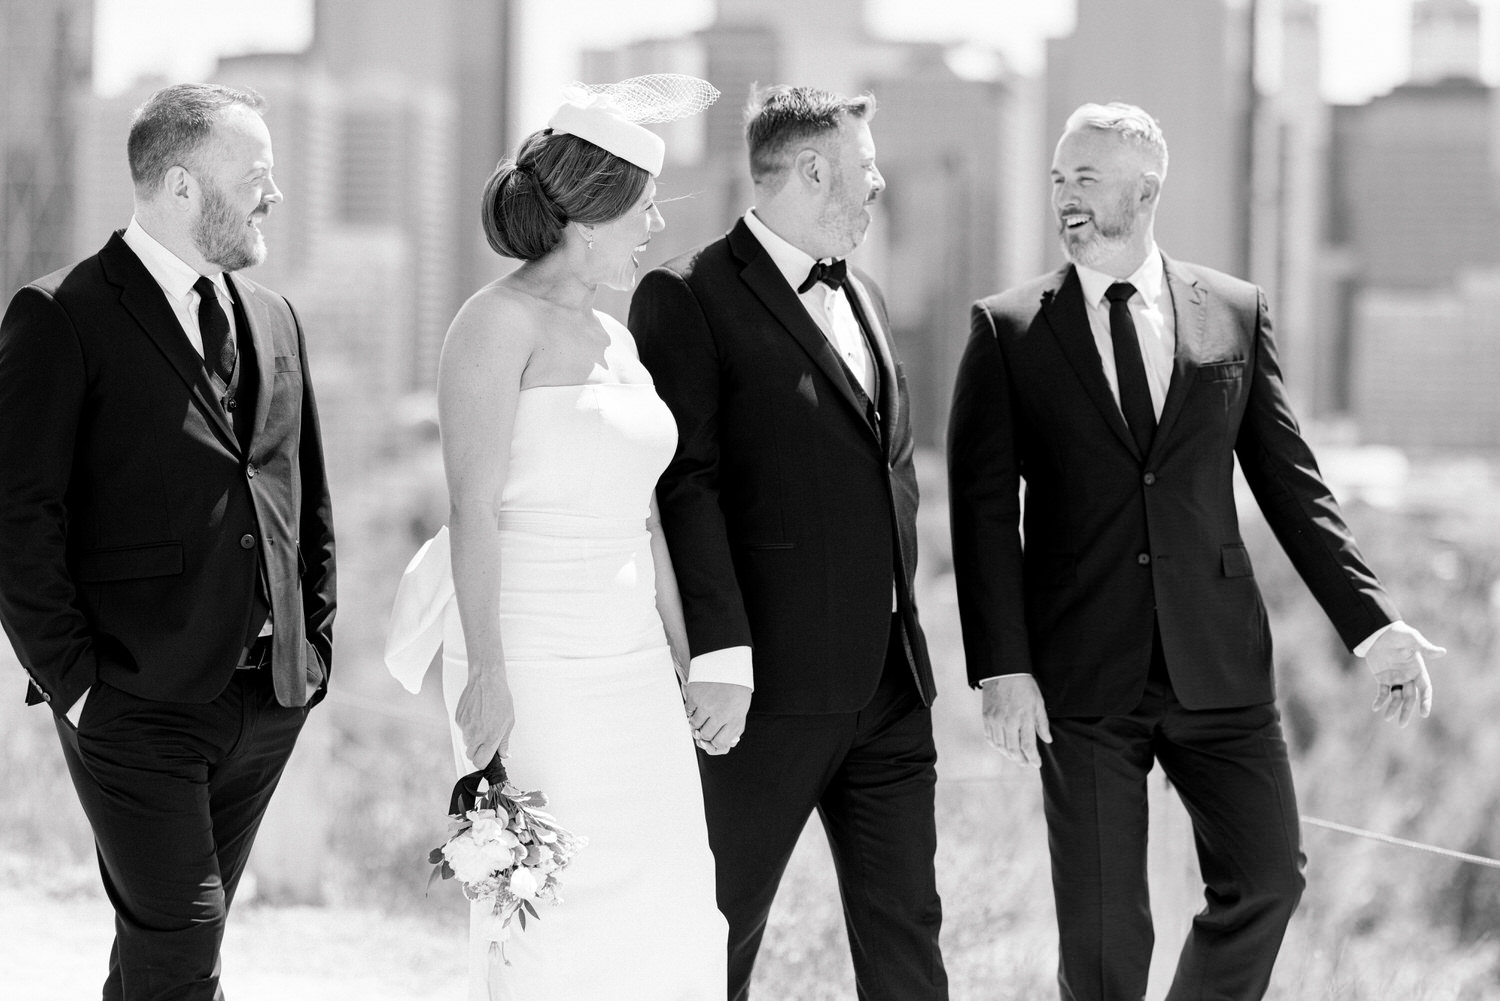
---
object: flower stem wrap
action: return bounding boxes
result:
[449,753,510,816]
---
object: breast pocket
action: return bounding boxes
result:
[1198,361,1245,383]
[274,354,300,373]
[1198,360,1247,418]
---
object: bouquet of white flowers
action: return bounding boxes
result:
[429,755,587,963]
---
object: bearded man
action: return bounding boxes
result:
[0,82,335,1000]
[630,85,947,1001]
[946,101,1441,1001]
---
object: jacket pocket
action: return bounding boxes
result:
[274,354,300,373]
[75,542,184,583]
[1220,543,1254,578]
[1199,361,1245,383]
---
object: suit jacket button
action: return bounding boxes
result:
[1143,472,1156,485]
[1137,552,1151,565]
[246,464,258,478]
[240,534,256,550]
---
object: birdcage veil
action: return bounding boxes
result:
[571,74,720,125]
[548,74,719,176]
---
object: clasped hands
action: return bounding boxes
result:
[683,681,752,755]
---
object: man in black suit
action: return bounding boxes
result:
[630,85,947,1001]
[947,101,1442,1001]
[0,83,335,1000]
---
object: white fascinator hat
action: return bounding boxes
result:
[547,74,720,177]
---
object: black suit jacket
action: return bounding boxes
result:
[948,256,1396,715]
[630,219,934,714]
[0,232,336,711]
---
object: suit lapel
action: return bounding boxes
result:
[1041,266,1139,458]
[228,272,278,447]
[845,274,899,453]
[728,221,868,422]
[100,235,239,453]
[1153,256,1205,451]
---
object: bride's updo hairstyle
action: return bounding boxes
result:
[482,77,720,262]
[481,129,650,262]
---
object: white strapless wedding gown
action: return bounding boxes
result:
[386,313,726,1000]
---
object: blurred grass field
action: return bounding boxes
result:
[3,446,1499,1000]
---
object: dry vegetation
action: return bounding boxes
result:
[3,447,1498,1000]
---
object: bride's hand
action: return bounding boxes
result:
[456,666,515,768]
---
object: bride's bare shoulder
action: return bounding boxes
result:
[442,282,543,361]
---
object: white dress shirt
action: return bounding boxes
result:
[742,209,876,397]
[1075,247,1174,421]
[121,218,238,357]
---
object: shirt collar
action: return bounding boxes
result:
[1075,243,1165,310]
[121,217,228,304]
[742,209,826,295]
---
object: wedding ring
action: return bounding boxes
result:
[1390,684,1403,693]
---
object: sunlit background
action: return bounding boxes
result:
[4,1,1500,998]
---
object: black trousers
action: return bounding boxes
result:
[54,664,307,1001]
[697,617,948,1001]
[1039,638,1306,1001]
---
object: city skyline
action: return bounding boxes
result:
[92,0,1500,117]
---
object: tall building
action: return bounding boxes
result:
[1255,0,1340,416]
[310,0,514,390]
[1,0,93,297]
[71,83,146,257]
[1044,0,1254,277]
[1325,2,1500,445]
[584,0,1033,446]
[1352,272,1500,446]
[1411,0,1483,84]
[1333,78,1500,293]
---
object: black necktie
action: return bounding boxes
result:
[193,275,236,385]
[1104,281,1155,455]
[797,258,847,294]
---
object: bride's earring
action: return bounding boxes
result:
[577,224,595,251]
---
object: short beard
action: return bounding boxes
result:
[192,181,264,272]
[1060,189,1136,269]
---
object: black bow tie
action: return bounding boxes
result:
[797,258,847,294]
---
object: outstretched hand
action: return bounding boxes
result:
[981,675,1053,767]
[684,681,752,755]
[456,666,515,768]
[1365,622,1444,727]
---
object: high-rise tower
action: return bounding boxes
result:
[1,0,93,296]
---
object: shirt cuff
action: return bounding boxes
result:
[978,673,1030,686]
[65,687,89,726]
[687,646,754,690]
[1353,621,1400,658]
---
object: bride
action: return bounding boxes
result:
[385,77,728,1000]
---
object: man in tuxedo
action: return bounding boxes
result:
[0,83,335,1000]
[630,85,947,1001]
[947,101,1442,1001]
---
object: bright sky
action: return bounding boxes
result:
[93,0,1500,112]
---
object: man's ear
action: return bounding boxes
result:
[1139,172,1162,210]
[163,164,196,213]
[793,147,824,190]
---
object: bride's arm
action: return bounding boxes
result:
[648,493,690,684]
[438,290,532,768]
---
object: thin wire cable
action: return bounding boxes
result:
[314,703,1500,872]
[1300,815,1500,871]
